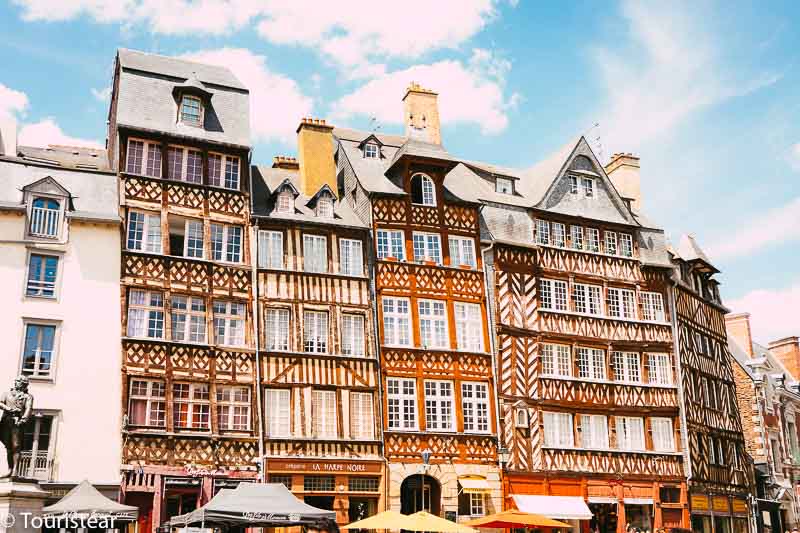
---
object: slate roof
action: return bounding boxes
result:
[521,136,582,205]
[676,234,718,270]
[728,338,757,379]
[17,145,110,171]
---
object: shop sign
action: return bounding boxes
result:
[186,465,227,477]
[690,494,710,511]
[732,499,748,515]
[712,496,730,514]
[268,459,382,474]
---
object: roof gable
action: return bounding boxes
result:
[22,176,71,198]
[306,184,336,208]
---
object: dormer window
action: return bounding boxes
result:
[496,177,513,194]
[364,143,379,159]
[180,95,203,126]
[581,177,594,198]
[30,198,60,238]
[316,197,334,218]
[277,190,294,214]
[410,173,435,206]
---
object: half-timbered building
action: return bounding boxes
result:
[107,49,256,533]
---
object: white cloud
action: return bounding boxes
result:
[707,197,800,260]
[331,49,519,135]
[789,142,800,171]
[91,86,111,102]
[0,82,29,121]
[18,118,103,148]
[181,48,312,145]
[727,282,800,344]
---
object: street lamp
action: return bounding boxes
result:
[421,449,432,513]
[498,446,510,470]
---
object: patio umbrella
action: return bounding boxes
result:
[341,510,409,529]
[464,510,571,529]
[404,511,477,533]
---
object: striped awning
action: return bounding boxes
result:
[458,476,491,494]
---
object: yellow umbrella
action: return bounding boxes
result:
[464,510,571,529]
[341,510,409,530]
[404,511,477,533]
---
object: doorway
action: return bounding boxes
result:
[401,475,441,516]
[589,503,617,533]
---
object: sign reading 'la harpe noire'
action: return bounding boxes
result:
[269,459,382,473]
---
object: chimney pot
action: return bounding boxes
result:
[768,336,800,381]
[605,152,641,212]
[402,83,441,144]
[725,312,754,358]
[296,117,336,196]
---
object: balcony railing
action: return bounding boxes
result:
[29,206,60,237]
[14,451,54,481]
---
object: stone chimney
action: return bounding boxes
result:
[296,118,336,197]
[769,337,800,380]
[272,156,299,170]
[605,152,641,212]
[0,115,17,157]
[725,312,754,357]
[403,82,441,145]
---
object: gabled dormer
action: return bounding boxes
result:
[306,184,337,219]
[358,134,383,160]
[272,179,300,215]
[22,176,71,240]
[173,72,213,128]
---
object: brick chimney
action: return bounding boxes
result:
[725,312,754,357]
[272,156,299,170]
[769,337,800,380]
[296,118,335,197]
[0,115,17,157]
[403,82,441,145]
[605,153,641,212]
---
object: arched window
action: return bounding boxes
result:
[571,155,593,171]
[30,198,60,237]
[515,408,528,428]
[410,173,435,206]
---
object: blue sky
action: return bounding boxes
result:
[1,0,798,342]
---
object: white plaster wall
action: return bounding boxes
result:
[0,212,121,485]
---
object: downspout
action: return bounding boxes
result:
[669,279,692,487]
[249,163,266,482]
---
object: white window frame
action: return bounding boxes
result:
[454,302,483,352]
[552,222,566,248]
[223,154,241,190]
[387,377,417,430]
[128,379,166,427]
[542,343,572,377]
[210,223,243,263]
[28,196,61,238]
[166,145,202,183]
[258,230,284,269]
[312,389,337,438]
[605,231,618,255]
[581,177,594,197]
[217,386,251,431]
[424,380,455,432]
[461,382,490,433]
[615,416,645,451]
[341,313,365,357]
[648,353,673,385]
[303,310,329,354]
[576,347,606,380]
[377,229,405,260]
[535,219,550,245]
[620,233,634,257]
[448,236,476,268]
[25,252,60,299]
[182,219,204,258]
[172,382,210,430]
[580,414,609,449]
[213,300,246,347]
[412,173,436,206]
[540,279,568,311]
[382,297,412,347]
[316,196,334,218]
[127,210,162,253]
[607,287,637,319]
[127,289,165,339]
[350,392,375,439]
[339,238,364,276]
[364,142,379,159]
[651,417,675,452]
[179,94,203,126]
[572,283,603,315]
[413,232,442,264]
[303,234,328,273]
[569,175,579,194]
[170,295,207,344]
[265,388,291,437]
[126,138,162,178]
[640,291,666,322]
[586,227,600,252]
[612,351,641,383]
[265,308,290,352]
[20,320,59,379]
[418,299,448,349]
[496,177,513,194]
[543,412,574,447]
[469,493,485,517]
[570,225,584,250]
[276,190,294,213]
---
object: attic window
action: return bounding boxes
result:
[180,95,203,126]
[581,177,594,198]
[410,173,435,206]
[277,190,294,214]
[364,143,378,159]
[496,177,512,194]
[316,197,334,218]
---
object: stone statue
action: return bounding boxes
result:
[0,376,33,478]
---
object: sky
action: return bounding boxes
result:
[1,0,798,344]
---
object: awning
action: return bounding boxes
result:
[588,497,617,504]
[458,476,491,494]
[512,495,593,520]
[624,498,654,505]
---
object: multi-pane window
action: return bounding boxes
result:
[377,229,405,260]
[387,378,417,430]
[211,224,242,263]
[303,234,328,273]
[462,382,490,433]
[573,283,603,315]
[615,416,645,451]
[341,314,365,357]
[316,197,334,218]
[620,233,634,257]
[648,353,672,385]
[213,300,245,346]
[184,220,204,258]
[580,414,609,449]
[586,228,600,252]
[448,236,476,268]
[651,417,675,451]
[607,287,636,319]
[208,153,222,187]
[640,292,666,322]
[569,176,579,194]
[127,289,164,338]
[171,296,206,343]
[185,150,202,183]
[217,386,250,431]
[535,219,550,245]
[349,477,380,492]
[29,198,60,237]
[339,239,363,276]
[173,383,210,430]
[145,143,162,178]
[350,392,374,439]
[127,211,162,253]
[552,222,566,247]
[454,302,483,352]
[21,323,56,378]
[258,230,283,269]
[540,279,568,311]
[418,300,448,349]
[364,143,378,159]
[303,310,328,354]
[265,389,290,437]
[383,297,412,346]
[26,254,58,297]
[411,174,436,206]
[424,381,454,431]
[180,95,202,125]
[496,177,512,194]
[413,232,442,264]
[570,225,584,250]
[312,390,337,438]
[542,344,571,377]
[576,347,606,380]
[276,190,294,213]
[543,412,574,447]
[612,351,641,383]
[265,308,290,351]
[167,146,183,181]
[126,139,161,177]
[581,177,594,197]
[470,494,485,517]
[605,231,617,255]
[126,139,144,174]
[224,156,240,189]
[304,476,335,492]
[128,379,166,426]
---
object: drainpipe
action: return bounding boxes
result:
[668,279,692,490]
[249,175,265,482]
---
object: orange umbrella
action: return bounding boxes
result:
[464,510,571,529]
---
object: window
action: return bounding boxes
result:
[312,390,337,438]
[341,314,365,357]
[128,379,166,426]
[535,219,550,245]
[387,378,417,430]
[462,382,490,433]
[640,292,666,322]
[542,344,571,377]
[265,308,290,351]
[382,297,412,346]
[185,220,204,258]
[576,347,606,380]
[454,302,483,352]
[213,300,245,346]
[607,287,636,319]
[648,353,672,385]
[126,139,144,174]
[127,211,162,253]
[277,190,294,213]
[224,156,240,190]
[186,150,202,183]
[180,95,202,125]
[580,414,609,448]
[581,177,594,197]
[418,300,448,349]
[265,389,291,437]
[364,143,379,159]
[168,217,204,258]
[127,289,164,338]
[303,310,328,354]
[496,177,513,194]
[424,381,454,431]
[708,435,717,464]
[208,153,222,187]
[469,493,485,517]
[258,230,284,269]
[543,412,574,447]
[173,383,210,430]
[651,418,675,452]
[304,476,335,492]
[339,239,363,276]
[171,296,206,343]
[569,176,579,194]
[570,225,584,250]
[377,229,405,260]
[29,198,60,238]
[413,232,442,264]
[217,386,250,431]
[316,197,334,218]
[349,477,380,492]
[605,232,617,255]
[21,323,56,378]
[449,236,476,268]
[572,283,603,315]
[612,351,641,383]
[211,224,242,263]
[126,139,161,177]
[540,279,568,311]
[620,233,634,257]
[616,416,645,451]
[303,234,328,273]
[411,173,436,206]
[771,439,781,471]
[208,153,241,189]
[167,146,183,181]
[350,392,374,439]
[586,228,600,252]
[717,437,726,465]
[552,222,566,247]
[26,254,58,298]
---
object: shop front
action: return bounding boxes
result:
[689,492,750,533]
